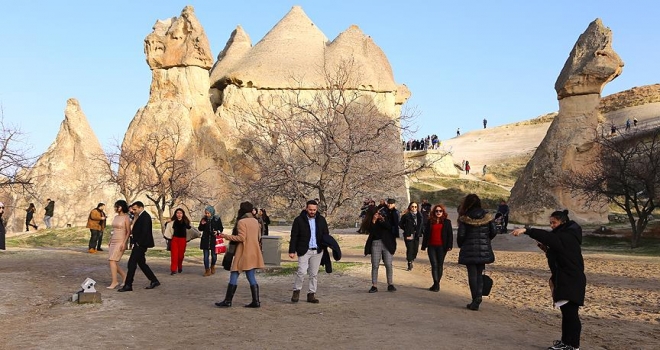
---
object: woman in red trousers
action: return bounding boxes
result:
[168,208,191,275]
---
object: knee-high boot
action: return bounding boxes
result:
[245,284,260,308]
[215,284,237,307]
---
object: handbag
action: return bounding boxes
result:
[163,222,173,240]
[186,227,201,242]
[215,236,227,254]
[482,273,493,296]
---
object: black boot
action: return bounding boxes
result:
[467,297,482,311]
[215,284,237,307]
[245,284,260,308]
[407,261,412,271]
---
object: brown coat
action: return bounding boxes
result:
[85,208,106,231]
[224,217,264,272]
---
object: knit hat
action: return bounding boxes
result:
[387,198,396,204]
[204,205,216,217]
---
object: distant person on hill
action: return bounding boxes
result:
[633,117,638,127]
[456,128,461,137]
[483,118,487,129]
[465,161,471,175]
[0,202,6,250]
[497,200,510,231]
[25,203,38,231]
[482,164,487,176]
[512,210,586,350]
[625,118,631,131]
[43,198,54,229]
[610,124,616,135]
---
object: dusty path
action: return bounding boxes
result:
[0,227,658,349]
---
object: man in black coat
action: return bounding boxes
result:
[119,201,160,292]
[0,202,6,250]
[288,200,329,304]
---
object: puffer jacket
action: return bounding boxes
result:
[457,208,496,265]
[526,221,586,305]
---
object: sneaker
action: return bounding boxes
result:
[368,286,378,293]
[548,340,573,350]
[387,285,397,292]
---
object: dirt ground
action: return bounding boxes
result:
[1,227,659,350]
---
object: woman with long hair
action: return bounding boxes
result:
[259,208,270,236]
[399,201,423,271]
[364,206,397,293]
[512,210,586,350]
[216,201,265,308]
[421,204,453,292]
[107,200,131,289]
[167,208,191,275]
[25,203,38,231]
[198,205,224,276]
[457,194,496,310]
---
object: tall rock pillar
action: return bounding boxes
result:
[508,19,624,225]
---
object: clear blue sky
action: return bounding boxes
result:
[1,1,658,157]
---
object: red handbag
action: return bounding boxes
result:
[215,236,226,254]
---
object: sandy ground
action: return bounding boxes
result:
[0,226,658,350]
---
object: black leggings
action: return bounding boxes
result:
[466,263,485,300]
[427,246,447,284]
[560,301,581,348]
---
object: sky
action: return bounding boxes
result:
[1,0,659,157]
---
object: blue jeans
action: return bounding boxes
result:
[202,249,217,269]
[229,269,257,286]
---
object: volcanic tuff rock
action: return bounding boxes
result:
[123,6,233,220]
[8,99,119,230]
[509,19,624,225]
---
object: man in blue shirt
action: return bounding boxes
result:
[288,200,329,303]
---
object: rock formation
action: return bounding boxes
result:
[509,19,624,225]
[209,6,411,213]
[122,5,233,221]
[8,99,119,230]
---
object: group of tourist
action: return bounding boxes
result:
[403,134,441,151]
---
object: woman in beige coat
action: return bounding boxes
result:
[215,201,265,308]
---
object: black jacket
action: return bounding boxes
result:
[399,211,424,239]
[364,219,397,255]
[422,218,453,251]
[320,234,342,273]
[383,207,400,238]
[131,211,155,248]
[526,221,586,305]
[289,211,330,256]
[198,216,224,250]
[457,209,496,265]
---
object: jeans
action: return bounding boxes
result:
[427,246,447,284]
[229,269,257,286]
[466,263,485,300]
[44,216,52,229]
[203,249,217,269]
[89,229,102,249]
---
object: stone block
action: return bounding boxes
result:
[77,291,102,304]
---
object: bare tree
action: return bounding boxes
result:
[0,106,36,191]
[224,58,428,223]
[113,123,211,231]
[564,127,660,248]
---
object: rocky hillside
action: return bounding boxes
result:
[599,84,660,113]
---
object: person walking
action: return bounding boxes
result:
[457,194,496,310]
[288,200,329,304]
[259,208,270,236]
[25,203,38,231]
[0,202,6,251]
[43,199,54,229]
[106,200,131,289]
[421,204,453,292]
[86,203,107,253]
[399,202,423,271]
[456,128,460,137]
[483,118,487,129]
[118,201,160,292]
[497,199,510,231]
[465,161,471,175]
[512,210,586,350]
[198,205,224,276]
[364,206,397,293]
[166,208,192,275]
[215,201,265,308]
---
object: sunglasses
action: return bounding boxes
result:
[0,207,4,209]
[434,210,443,213]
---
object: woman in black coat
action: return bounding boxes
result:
[512,210,586,350]
[399,202,423,271]
[421,203,453,292]
[364,206,397,293]
[198,205,224,276]
[457,194,496,311]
